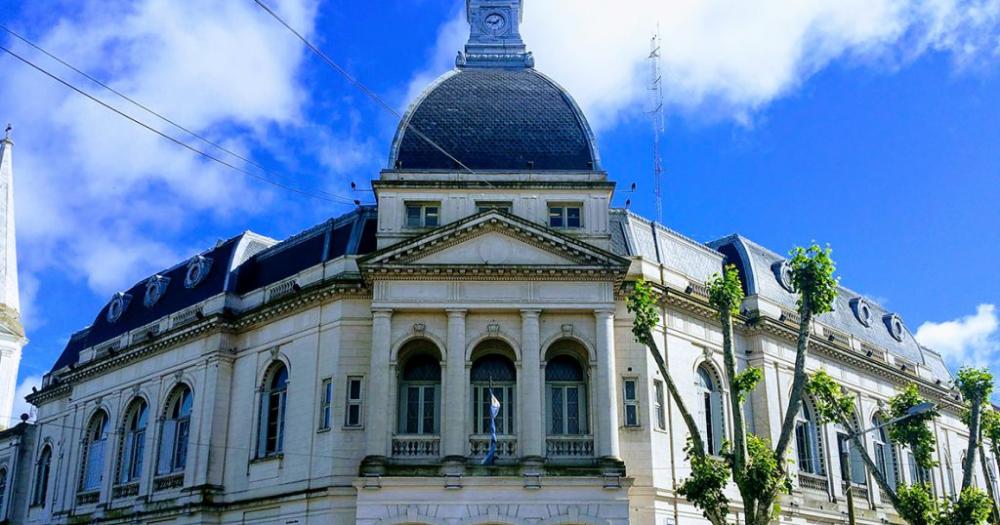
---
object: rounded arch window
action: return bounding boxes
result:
[397,343,441,436]
[872,414,900,490]
[795,398,826,477]
[835,415,867,486]
[32,445,52,507]
[258,363,288,457]
[118,399,148,484]
[695,366,724,455]
[157,385,192,476]
[545,352,588,436]
[470,342,516,437]
[81,410,109,491]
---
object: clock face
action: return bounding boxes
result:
[482,11,508,36]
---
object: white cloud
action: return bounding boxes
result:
[413,0,1000,130]
[7,374,42,425]
[1,0,336,301]
[915,304,999,369]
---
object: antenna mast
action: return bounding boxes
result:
[648,26,665,223]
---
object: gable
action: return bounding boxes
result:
[415,230,577,266]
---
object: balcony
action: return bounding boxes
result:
[545,435,594,458]
[469,435,517,460]
[392,435,441,458]
[798,472,829,492]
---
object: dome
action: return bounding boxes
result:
[389,67,601,172]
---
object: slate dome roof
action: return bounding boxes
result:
[389,68,601,171]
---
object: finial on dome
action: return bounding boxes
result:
[457,0,533,69]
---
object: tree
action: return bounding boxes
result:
[627,243,837,525]
[809,369,996,525]
[980,408,1000,524]
[956,368,994,490]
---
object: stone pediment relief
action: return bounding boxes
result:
[358,211,629,281]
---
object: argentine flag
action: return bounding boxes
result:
[481,385,501,465]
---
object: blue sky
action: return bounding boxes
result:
[1,0,998,420]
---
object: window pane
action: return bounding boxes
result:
[406,386,419,434]
[175,420,190,470]
[349,379,361,400]
[548,207,563,227]
[406,206,421,227]
[158,420,177,475]
[348,404,361,426]
[624,380,636,400]
[566,207,581,227]
[567,386,579,435]
[625,404,638,426]
[550,387,563,434]
[423,386,436,434]
[424,207,439,227]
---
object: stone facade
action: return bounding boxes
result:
[2,2,998,525]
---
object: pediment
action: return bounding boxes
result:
[358,211,629,280]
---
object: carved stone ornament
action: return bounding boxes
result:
[106,292,132,323]
[184,255,213,289]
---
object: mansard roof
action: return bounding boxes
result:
[609,209,724,283]
[50,206,377,373]
[708,234,949,378]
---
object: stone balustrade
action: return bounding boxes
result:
[545,435,594,458]
[391,435,441,457]
[469,435,516,459]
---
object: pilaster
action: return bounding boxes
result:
[595,308,621,460]
[443,309,468,458]
[519,309,542,459]
[366,309,393,459]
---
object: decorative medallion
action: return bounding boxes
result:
[184,255,213,289]
[481,11,509,37]
[144,274,171,308]
[106,292,132,323]
[883,313,905,342]
[850,297,874,327]
[772,260,794,293]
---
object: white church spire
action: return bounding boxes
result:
[0,124,25,428]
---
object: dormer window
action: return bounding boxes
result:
[106,292,132,323]
[184,256,212,289]
[144,275,171,308]
[405,202,440,228]
[548,203,582,228]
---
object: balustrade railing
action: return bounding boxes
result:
[545,435,594,458]
[392,435,441,458]
[112,482,139,499]
[76,490,99,506]
[469,435,516,459]
[798,472,829,492]
[153,473,184,492]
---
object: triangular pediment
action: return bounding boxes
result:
[358,210,629,280]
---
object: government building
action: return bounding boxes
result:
[0,1,994,524]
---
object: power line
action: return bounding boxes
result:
[0,44,358,206]
[253,0,495,189]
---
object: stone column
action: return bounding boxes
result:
[595,308,621,460]
[443,309,468,459]
[366,308,393,460]
[520,309,543,459]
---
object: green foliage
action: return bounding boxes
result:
[788,244,839,316]
[956,367,995,406]
[626,278,659,346]
[888,385,939,470]
[677,437,731,520]
[806,370,857,425]
[897,483,937,525]
[708,264,744,316]
[737,434,792,520]
[938,487,994,525]
[733,367,763,403]
[983,408,1000,445]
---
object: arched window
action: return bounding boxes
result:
[795,399,826,476]
[32,445,52,507]
[545,352,588,436]
[397,343,441,435]
[118,399,148,484]
[0,466,8,513]
[471,348,516,436]
[695,366,724,455]
[157,385,192,475]
[257,364,289,458]
[872,414,899,490]
[836,416,867,486]
[81,410,109,491]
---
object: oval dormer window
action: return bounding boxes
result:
[772,260,794,293]
[106,292,132,323]
[144,275,171,308]
[184,256,213,289]
[883,313,905,342]
[850,297,874,327]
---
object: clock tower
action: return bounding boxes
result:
[458,0,533,68]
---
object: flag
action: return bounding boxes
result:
[481,383,501,465]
